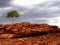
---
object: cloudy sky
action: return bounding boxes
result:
[0,0,60,27]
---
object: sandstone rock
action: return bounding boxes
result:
[0,30,4,34]
[5,24,16,31]
[0,22,59,38]
[0,24,4,29]
[0,34,16,39]
[50,26,58,32]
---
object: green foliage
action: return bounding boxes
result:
[7,10,20,18]
[6,10,20,23]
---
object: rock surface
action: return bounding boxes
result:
[0,22,60,38]
[0,33,60,45]
[0,22,60,45]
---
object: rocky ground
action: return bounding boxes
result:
[0,33,60,45]
[0,22,60,45]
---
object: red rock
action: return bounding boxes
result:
[0,24,4,29]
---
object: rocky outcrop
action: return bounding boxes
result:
[0,22,59,38]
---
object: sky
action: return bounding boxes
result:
[0,0,60,27]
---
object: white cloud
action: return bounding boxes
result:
[48,16,60,27]
[13,0,45,7]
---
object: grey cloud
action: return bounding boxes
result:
[0,0,12,8]
[35,0,60,8]
[49,1,60,7]
[22,0,60,18]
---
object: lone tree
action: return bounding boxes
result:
[6,10,20,23]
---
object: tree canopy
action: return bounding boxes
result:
[6,10,20,23]
[7,10,20,18]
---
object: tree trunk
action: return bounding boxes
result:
[11,17,14,23]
